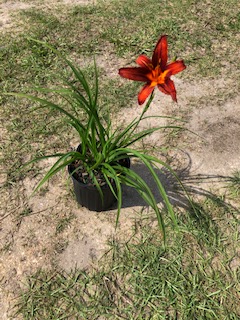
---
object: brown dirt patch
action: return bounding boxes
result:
[0,0,95,31]
[0,1,33,30]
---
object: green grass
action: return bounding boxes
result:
[15,199,240,319]
[1,0,240,85]
[228,171,240,199]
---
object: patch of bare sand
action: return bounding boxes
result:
[62,0,96,4]
[0,0,95,32]
[187,96,240,174]
[0,1,33,30]
[167,77,240,190]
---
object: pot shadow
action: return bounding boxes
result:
[103,149,240,250]
[119,162,189,210]
[111,151,239,218]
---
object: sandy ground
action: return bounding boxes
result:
[0,0,96,30]
[0,1,240,319]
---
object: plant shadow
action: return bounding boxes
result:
[108,152,239,246]
[119,162,189,210]
[113,151,239,218]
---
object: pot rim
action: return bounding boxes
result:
[68,164,114,189]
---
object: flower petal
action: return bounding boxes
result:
[138,84,155,105]
[119,67,149,82]
[166,60,186,75]
[152,35,168,70]
[158,78,177,102]
[157,84,169,96]
[136,55,152,69]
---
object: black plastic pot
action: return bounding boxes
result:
[68,165,117,211]
[68,145,130,211]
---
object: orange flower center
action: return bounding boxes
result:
[147,65,169,87]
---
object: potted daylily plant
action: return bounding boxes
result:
[8,35,186,240]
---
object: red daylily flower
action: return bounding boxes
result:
[119,35,186,105]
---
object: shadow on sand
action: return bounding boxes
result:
[113,151,239,218]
